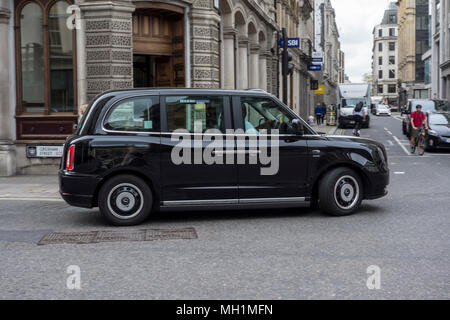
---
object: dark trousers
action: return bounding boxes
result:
[316,115,323,125]
[354,115,363,131]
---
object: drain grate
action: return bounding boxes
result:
[37,228,198,245]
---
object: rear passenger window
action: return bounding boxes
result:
[104,97,160,132]
[165,96,225,133]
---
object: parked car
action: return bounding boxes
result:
[59,89,389,226]
[425,113,450,151]
[375,104,392,116]
[402,99,449,137]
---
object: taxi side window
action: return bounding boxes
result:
[165,96,225,133]
[104,97,160,132]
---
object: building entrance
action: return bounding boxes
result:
[132,4,185,88]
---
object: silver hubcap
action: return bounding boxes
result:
[107,183,144,220]
[334,175,360,210]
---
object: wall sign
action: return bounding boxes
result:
[26,145,64,158]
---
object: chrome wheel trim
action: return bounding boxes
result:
[107,183,144,220]
[333,175,360,210]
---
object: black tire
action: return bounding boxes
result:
[418,135,426,156]
[98,174,153,226]
[318,167,363,217]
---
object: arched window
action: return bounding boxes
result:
[16,0,76,115]
[15,0,77,141]
[48,1,74,113]
[20,2,45,112]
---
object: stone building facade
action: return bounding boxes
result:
[372,2,399,106]
[314,0,340,107]
[428,0,450,99]
[0,0,285,175]
[396,0,431,107]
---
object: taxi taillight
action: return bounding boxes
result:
[66,145,75,170]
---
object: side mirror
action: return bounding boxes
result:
[292,119,304,136]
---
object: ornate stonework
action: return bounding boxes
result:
[80,0,135,101]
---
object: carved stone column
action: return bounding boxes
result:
[238,37,249,89]
[190,4,221,88]
[223,27,236,90]
[259,51,270,91]
[78,0,135,102]
[0,4,16,176]
[249,44,260,89]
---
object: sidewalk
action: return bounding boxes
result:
[0,175,60,200]
[311,123,344,135]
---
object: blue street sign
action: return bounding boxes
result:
[308,65,322,71]
[279,38,300,48]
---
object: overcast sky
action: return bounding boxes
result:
[331,0,393,83]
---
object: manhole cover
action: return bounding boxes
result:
[37,228,197,245]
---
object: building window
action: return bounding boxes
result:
[16,0,76,115]
[378,29,383,37]
[416,15,429,31]
[389,42,396,51]
[379,70,383,79]
[414,89,429,99]
[424,58,431,84]
[388,14,397,24]
[389,70,396,79]
[49,1,75,113]
[435,0,441,28]
[378,85,384,94]
[388,85,396,93]
[389,56,395,65]
[379,43,383,52]
[15,0,78,141]
[389,28,395,37]
[20,2,45,113]
[379,57,383,66]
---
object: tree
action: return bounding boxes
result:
[362,73,373,84]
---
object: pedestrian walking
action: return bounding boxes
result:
[315,104,323,125]
[321,104,327,125]
[352,102,366,137]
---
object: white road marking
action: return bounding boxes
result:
[387,131,393,135]
[388,140,394,146]
[394,172,405,175]
[393,135,411,156]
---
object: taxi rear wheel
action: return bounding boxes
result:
[98,175,153,226]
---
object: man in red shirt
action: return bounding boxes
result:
[410,105,429,153]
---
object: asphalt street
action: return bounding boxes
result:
[0,114,449,300]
